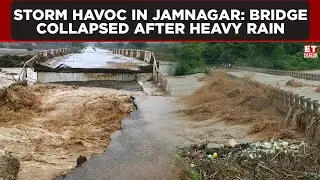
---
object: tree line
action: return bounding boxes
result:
[97,42,320,75]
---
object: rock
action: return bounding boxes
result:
[0,155,20,180]
[206,143,220,149]
[228,139,238,147]
[75,156,87,168]
[263,142,272,149]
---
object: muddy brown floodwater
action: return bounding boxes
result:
[0,84,138,180]
[59,72,262,180]
[1,61,293,179]
[58,96,188,180]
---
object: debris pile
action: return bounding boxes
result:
[179,139,320,179]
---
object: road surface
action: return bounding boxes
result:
[0,47,151,87]
[228,70,320,102]
[40,47,148,70]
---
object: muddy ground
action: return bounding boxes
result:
[0,84,137,180]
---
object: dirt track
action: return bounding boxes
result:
[0,84,136,180]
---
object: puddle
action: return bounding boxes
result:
[57,96,184,180]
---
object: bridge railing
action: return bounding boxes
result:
[227,73,320,141]
[111,49,168,92]
[17,48,71,83]
[37,48,71,60]
[272,88,320,116]
[266,83,320,141]
[232,66,320,81]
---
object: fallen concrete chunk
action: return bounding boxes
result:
[0,155,20,180]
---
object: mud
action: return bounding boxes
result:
[179,71,300,140]
[0,154,20,180]
[58,96,188,180]
[0,84,136,180]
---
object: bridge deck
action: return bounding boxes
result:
[34,47,153,83]
[36,47,151,71]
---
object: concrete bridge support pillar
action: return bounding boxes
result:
[49,49,54,56]
[44,51,48,57]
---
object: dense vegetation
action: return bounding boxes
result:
[0,55,34,67]
[98,42,320,75]
[71,42,86,49]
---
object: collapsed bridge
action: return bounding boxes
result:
[20,47,167,92]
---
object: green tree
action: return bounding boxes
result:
[174,43,206,75]
[127,42,147,49]
[71,42,86,49]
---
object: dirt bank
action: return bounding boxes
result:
[179,71,300,141]
[0,84,135,180]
